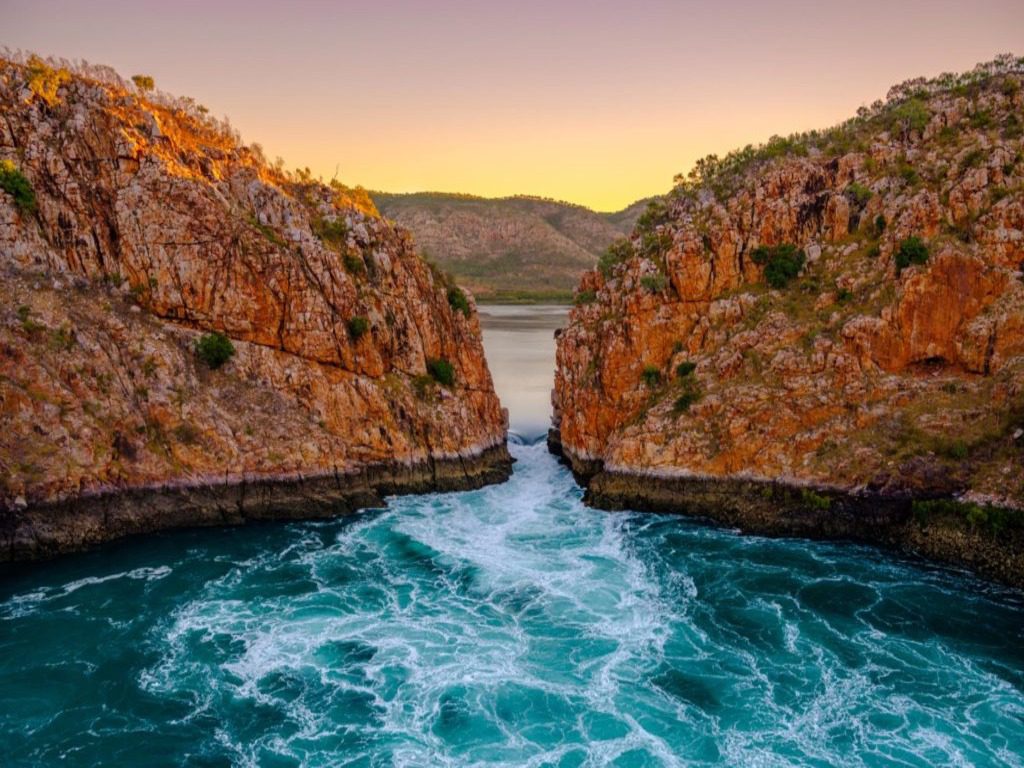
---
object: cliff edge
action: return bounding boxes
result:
[0,54,510,560]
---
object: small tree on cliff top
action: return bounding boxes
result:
[132,74,155,92]
[25,55,71,106]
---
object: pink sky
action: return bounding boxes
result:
[5,0,1022,210]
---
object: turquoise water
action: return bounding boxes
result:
[4,307,1024,766]
[2,439,1024,767]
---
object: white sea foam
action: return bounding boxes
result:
[0,565,171,618]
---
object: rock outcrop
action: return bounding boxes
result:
[0,55,510,560]
[553,56,1024,586]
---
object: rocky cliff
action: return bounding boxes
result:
[0,55,510,560]
[373,192,650,300]
[552,56,1024,585]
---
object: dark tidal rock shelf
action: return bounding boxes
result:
[1,444,513,563]
[549,428,1024,590]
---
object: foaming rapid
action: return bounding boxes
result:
[2,438,1023,767]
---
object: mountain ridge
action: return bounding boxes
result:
[373,190,653,301]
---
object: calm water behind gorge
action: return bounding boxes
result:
[2,305,1024,766]
[479,304,568,439]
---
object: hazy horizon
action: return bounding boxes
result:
[5,0,1023,210]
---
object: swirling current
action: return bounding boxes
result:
[3,438,1024,766]
[2,305,1024,766]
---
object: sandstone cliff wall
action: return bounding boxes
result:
[0,56,509,559]
[553,57,1024,585]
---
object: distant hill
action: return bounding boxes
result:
[372,192,653,301]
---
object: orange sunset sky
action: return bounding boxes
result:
[5,0,1023,210]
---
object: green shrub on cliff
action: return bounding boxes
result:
[895,236,929,273]
[672,376,703,415]
[16,304,43,335]
[598,239,633,278]
[427,357,455,387]
[195,332,235,369]
[750,243,805,289]
[0,161,36,214]
[341,253,365,276]
[313,217,349,248]
[676,361,697,379]
[447,286,471,317]
[970,109,994,130]
[640,274,667,293]
[574,289,597,306]
[897,160,920,186]
[641,365,661,387]
[845,182,873,207]
[347,316,370,340]
[800,488,832,511]
[892,98,930,135]
[635,199,670,233]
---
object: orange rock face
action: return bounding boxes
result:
[0,56,508,524]
[554,63,1024,510]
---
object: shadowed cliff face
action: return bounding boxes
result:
[0,56,509,551]
[554,59,1024,511]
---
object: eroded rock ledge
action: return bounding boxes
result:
[3,442,511,563]
[550,429,1024,588]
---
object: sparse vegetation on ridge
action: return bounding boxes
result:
[131,74,155,91]
[347,316,370,340]
[574,289,597,306]
[669,54,1024,200]
[25,54,70,106]
[427,357,455,386]
[447,286,471,317]
[894,236,929,273]
[0,160,36,213]
[195,332,235,369]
